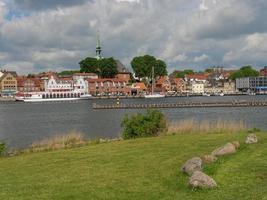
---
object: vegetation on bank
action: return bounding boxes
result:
[121,109,167,139]
[0,131,266,200]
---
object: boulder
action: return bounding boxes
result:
[201,155,218,164]
[189,171,217,188]
[231,141,240,149]
[212,142,236,157]
[181,157,202,176]
[245,134,258,144]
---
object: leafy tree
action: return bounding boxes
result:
[169,69,195,78]
[131,55,167,79]
[79,57,118,78]
[98,58,118,78]
[204,68,213,73]
[58,70,80,76]
[121,110,167,139]
[79,57,99,74]
[183,69,194,75]
[27,74,35,78]
[230,66,259,80]
[0,142,5,156]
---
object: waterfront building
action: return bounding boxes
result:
[155,76,172,93]
[236,76,267,93]
[87,78,130,96]
[115,60,131,83]
[73,73,98,80]
[131,82,147,95]
[17,77,42,92]
[260,66,267,77]
[45,76,88,94]
[0,71,18,97]
[192,82,204,94]
[170,78,186,93]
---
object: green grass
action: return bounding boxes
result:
[0,132,266,200]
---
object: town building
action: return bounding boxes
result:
[115,60,131,83]
[260,66,267,76]
[170,78,186,93]
[17,77,42,92]
[45,76,88,94]
[236,76,267,93]
[131,82,147,95]
[87,78,130,96]
[73,73,98,80]
[155,76,172,93]
[0,71,18,97]
[192,82,204,94]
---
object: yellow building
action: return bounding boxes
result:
[0,72,18,97]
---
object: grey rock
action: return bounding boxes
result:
[231,141,240,149]
[212,142,236,157]
[189,171,217,188]
[181,157,202,176]
[201,155,218,164]
[245,134,258,144]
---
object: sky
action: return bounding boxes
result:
[0,0,267,74]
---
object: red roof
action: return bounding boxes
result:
[185,74,209,80]
[74,73,98,76]
[87,78,125,83]
[132,82,147,90]
[16,76,41,87]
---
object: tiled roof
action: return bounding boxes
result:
[185,74,209,80]
[87,78,126,83]
[73,73,98,76]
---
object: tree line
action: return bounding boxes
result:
[57,54,261,81]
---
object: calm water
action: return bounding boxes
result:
[0,95,266,149]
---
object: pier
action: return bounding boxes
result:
[92,100,267,109]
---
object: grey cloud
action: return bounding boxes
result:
[13,0,92,11]
[1,0,267,74]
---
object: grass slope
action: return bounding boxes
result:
[0,132,266,200]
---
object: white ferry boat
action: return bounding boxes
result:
[15,92,92,102]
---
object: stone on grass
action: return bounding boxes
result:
[181,157,202,176]
[189,171,217,188]
[201,155,218,164]
[245,134,258,144]
[212,142,236,157]
[231,141,240,149]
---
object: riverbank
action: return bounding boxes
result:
[0,131,266,200]
[0,97,15,102]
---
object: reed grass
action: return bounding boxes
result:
[24,131,87,153]
[167,119,247,135]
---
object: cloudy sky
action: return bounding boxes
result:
[0,0,267,74]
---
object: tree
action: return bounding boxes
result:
[79,57,118,78]
[79,57,99,74]
[98,58,118,78]
[58,70,80,76]
[230,66,259,80]
[131,55,167,79]
[169,69,195,78]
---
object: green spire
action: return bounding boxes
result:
[96,30,102,60]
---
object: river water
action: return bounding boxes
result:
[0,95,266,149]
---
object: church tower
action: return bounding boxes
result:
[96,31,102,60]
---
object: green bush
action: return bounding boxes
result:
[0,142,5,156]
[121,109,167,139]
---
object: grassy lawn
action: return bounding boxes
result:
[0,132,266,200]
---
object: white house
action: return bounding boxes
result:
[192,82,204,94]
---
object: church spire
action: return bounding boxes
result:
[96,30,102,60]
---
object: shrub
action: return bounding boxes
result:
[0,142,5,156]
[121,109,167,139]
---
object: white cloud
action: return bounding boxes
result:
[0,0,267,74]
[194,54,209,62]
